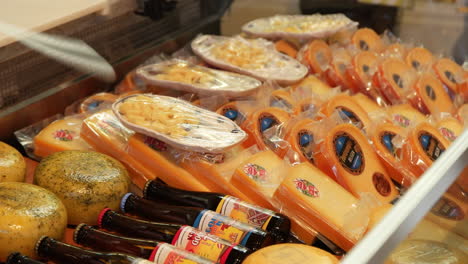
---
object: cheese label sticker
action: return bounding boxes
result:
[431,197,464,221]
[439,127,457,142]
[194,210,254,246]
[216,195,274,230]
[425,85,436,101]
[150,243,214,264]
[144,136,168,151]
[243,163,268,183]
[172,226,232,263]
[393,114,411,128]
[258,114,280,150]
[53,129,75,141]
[372,173,391,197]
[418,131,446,161]
[297,130,315,164]
[337,107,362,125]
[221,108,246,125]
[333,132,365,174]
[294,178,320,198]
[380,131,397,157]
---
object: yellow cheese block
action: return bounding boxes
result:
[0,182,67,261]
[437,117,463,143]
[320,94,372,130]
[388,104,427,128]
[34,117,92,158]
[386,240,468,264]
[352,93,382,113]
[127,133,209,192]
[242,244,339,264]
[80,110,157,189]
[272,163,363,251]
[0,142,25,183]
[426,194,468,239]
[314,123,398,203]
[34,150,130,225]
[231,150,287,210]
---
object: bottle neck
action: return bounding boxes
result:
[37,237,113,263]
[6,253,45,264]
[123,194,202,226]
[75,224,158,259]
[100,210,181,242]
[144,180,224,209]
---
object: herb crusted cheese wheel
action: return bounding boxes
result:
[242,244,339,264]
[0,142,26,183]
[0,182,67,261]
[34,150,130,225]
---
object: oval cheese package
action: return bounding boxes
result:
[411,73,454,115]
[113,94,247,153]
[283,118,318,164]
[426,193,468,239]
[134,60,262,97]
[352,93,382,113]
[433,58,464,97]
[346,51,380,94]
[191,35,307,85]
[324,47,353,89]
[216,101,256,126]
[314,123,398,204]
[269,89,295,113]
[299,39,332,75]
[373,58,416,104]
[242,244,339,264]
[351,28,384,52]
[320,94,372,130]
[79,93,118,114]
[405,47,433,71]
[0,141,26,183]
[242,13,357,40]
[291,75,333,97]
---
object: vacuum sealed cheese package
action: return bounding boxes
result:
[387,103,427,128]
[351,28,384,52]
[346,50,380,94]
[274,40,298,58]
[323,46,353,90]
[405,47,433,72]
[319,94,372,130]
[297,39,332,76]
[291,75,334,97]
[410,72,455,115]
[433,58,465,99]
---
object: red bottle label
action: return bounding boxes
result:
[150,243,214,264]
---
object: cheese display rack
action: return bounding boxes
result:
[1,1,467,263]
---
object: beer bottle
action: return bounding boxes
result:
[98,208,249,264]
[120,193,274,250]
[35,236,153,264]
[74,224,158,259]
[6,253,45,264]
[144,179,290,242]
[149,243,215,264]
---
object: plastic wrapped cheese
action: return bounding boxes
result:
[346,51,380,94]
[433,58,464,98]
[269,89,295,113]
[373,58,416,104]
[405,47,433,72]
[320,94,372,130]
[298,39,332,75]
[216,101,256,126]
[33,117,92,158]
[274,40,298,58]
[351,28,384,52]
[0,141,26,183]
[291,75,333,97]
[242,244,339,264]
[437,117,464,143]
[324,47,353,90]
[425,193,468,239]
[79,93,119,114]
[386,240,468,264]
[411,73,455,115]
[387,104,427,128]
[352,93,382,113]
[282,118,318,165]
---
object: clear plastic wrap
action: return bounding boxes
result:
[404,46,434,72]
[191,35,308,85]
[323,45,354,91]
[386,240,468,264]
[351,28,384,52]
[433,57,465,100]
[297,39,333,76]
[112,94,247,153]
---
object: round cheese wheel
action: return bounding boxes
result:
[433,58,464,96]
[301,40,332,75]
[314,123,398,203]
[411,73,454,115]
[34,150,130,225]
[405,47,433,71]
[387,239,468,264]
[320,94,372,130]
[0,142,26,183]
[373,58,416,104]
[388,104,427,128]
[324,48,353,90]
[0,182,67,260]
[242,243,339,264]
[352,28,383,52]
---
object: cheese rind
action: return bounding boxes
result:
[34,150,130,225]
[0,142,26,183]
[242,244,339,264]
[0,182,67,261]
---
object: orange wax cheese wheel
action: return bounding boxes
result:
[405,47,433,71]
[79,93,118,114]
[367,204,392,231]
[437,117,463,143]
[34,151,129,225]
[0,182,67,261]
[80,110,157,189]
[352,28,383,52]
[242,244,339,264]
[302,40,332,75]
[0,142,26,183]
[433,58,464,95]
[426,194,468,239]
[242,107,290,151]
[374,58,416,104]
[320,94,372,130]
[127,133,209,192]
[34,117,92,158]
[352,93,382,113]
[273,163,362,251]
[412,73,454,115]
[269,89,295,113]
[403,122,450,177]
[347,51,379,93]
[314,123,398,203]
[291,75,332,97]
[231,150,286,210]
[283,118,317,164]
[274,40,298,58]
[388,104,427,128]
[371,123,414,186]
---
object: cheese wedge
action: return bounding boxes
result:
[127,133,209,192]
[274,40,298,58]
[437,117,463,143]
[352,93,382,113]
[34,117,92,158]
[346,51,379,94]
[300,39,332,75]
[314,123,398,203]
[373,58,416,104]
[320,94,372,130]
[80,110,157,189]
[291,75,333,97]
[411,73,455,115]
[405,47,433,71]
[433,58,464,96]
[242,244,339,264]
[272,163,363,251]
[387,104,427,128]
[231,150,287,210]
[426,193,468,239]
[0,142,26,183]
[352,28,383,52]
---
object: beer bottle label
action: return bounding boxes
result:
[172,226,234,263]
[194,210,255,246]
[150,243,215,264]
[216,195,274,230]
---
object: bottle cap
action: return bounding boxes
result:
[142,180,153,198]
[34,236,49,256]
[120,193,133,213]
[6,252,21,264]
[98,208,112,228]
[73,223,88,244]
